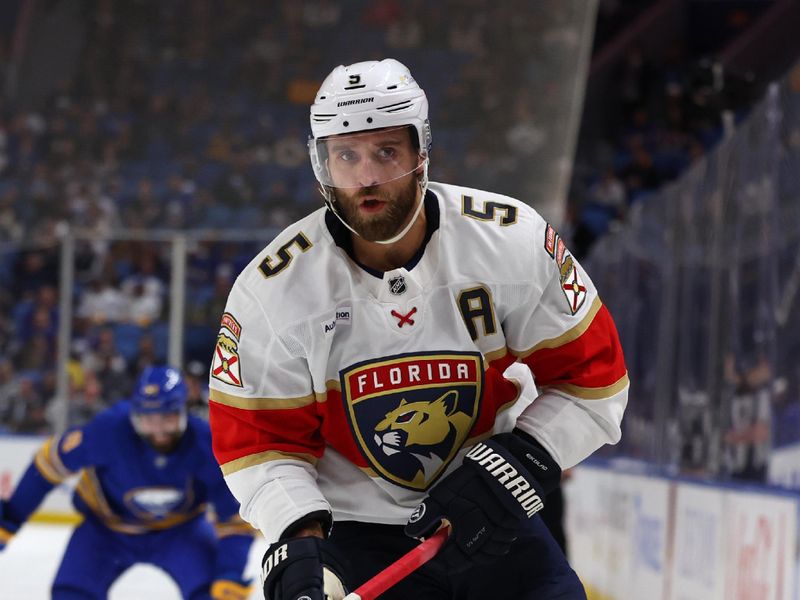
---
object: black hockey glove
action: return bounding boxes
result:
[405,429,561,572]
[261,535,348,600]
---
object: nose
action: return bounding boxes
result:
[354,156,382,188]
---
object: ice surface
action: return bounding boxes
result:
[0,523,268,599]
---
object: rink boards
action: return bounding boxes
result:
[567,461,800,600]
[0,435,77,522]
[3,434,799,599]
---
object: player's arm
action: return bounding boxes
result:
[209,281,346,599]
[1,420,101,549]
[505,221,628,472]
[208,281,331,542]
[406,217,627,569]
[204,465,256,600]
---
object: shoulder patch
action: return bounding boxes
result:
[544,223,586,315]
[558,255,587,315]
[220,313,241,340]
[212,313,244,387]
[61,430,83,454]
[544,223,557,257]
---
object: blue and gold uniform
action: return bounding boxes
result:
[0,368,254,600]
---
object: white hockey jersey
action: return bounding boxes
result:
[209,181,628,543]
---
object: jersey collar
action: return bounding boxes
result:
[324,189,440,279]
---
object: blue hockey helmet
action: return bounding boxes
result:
[131,366,187,414]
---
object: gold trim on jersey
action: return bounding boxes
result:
[34,437,73,485]
[547,373,629,400]
[483,347,508,365]
[220,449,318,476]
[0,526,14,543]
[357,465,379,478]
[76,468,116,520]
[101,507,206,534]
[214,516,255,538]
[210,389,316,410]
[211,579,253,600]
[76,468,206,534]
[512,297,602,359]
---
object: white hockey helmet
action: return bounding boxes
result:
[308,59,432,243]
[309,58,431,151]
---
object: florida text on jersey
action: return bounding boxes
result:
[208,181,628,543]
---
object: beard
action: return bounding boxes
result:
[333,175,420,242]
[141,432,182,454]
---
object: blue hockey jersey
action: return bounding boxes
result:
[4,401,253,580]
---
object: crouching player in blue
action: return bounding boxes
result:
[0,366,254,599]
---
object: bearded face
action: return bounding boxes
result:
[323,126,424,242]
[332,174,420,242]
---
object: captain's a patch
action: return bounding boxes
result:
[212,312,243,387]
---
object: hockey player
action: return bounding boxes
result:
[0,366,254,599]
[209,58,628,600]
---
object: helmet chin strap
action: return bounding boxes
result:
[323,162,429,246]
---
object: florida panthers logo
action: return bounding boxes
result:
[341,352,483,490]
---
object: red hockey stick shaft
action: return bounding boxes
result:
[342,526,450,600]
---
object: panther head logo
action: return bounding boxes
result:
[373,390,472,485]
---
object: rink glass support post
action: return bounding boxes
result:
[168,234,187,370]
[55,228,75,434]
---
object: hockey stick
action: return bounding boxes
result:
[342,526,450,600]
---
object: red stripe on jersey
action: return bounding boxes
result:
[523,304,627,390]
[319,388,370,468]
[209,401,324,467]
[468,362,521,439]
[488,351,516,374]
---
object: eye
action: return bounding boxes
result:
[395,411,415,424]
[377,147,397,160]
[337,149,357,162]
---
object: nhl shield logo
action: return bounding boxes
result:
[341,351,483,490]
[388,275,406,295]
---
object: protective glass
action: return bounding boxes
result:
[310,125,428,190]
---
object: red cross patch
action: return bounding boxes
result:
[559,257,587,315]
[211,334,243,387]
[391,306,417,328]
[212,314,244,388]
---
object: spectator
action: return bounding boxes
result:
[184,360,210,420]
[76,275,128,329]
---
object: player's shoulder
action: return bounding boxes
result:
[432,181,546,237]
[228,207,343,309]
[229,208,348,323]
[431,181,549,265]
[75,401,135,449]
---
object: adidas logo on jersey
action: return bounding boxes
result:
[466,442,544,518]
